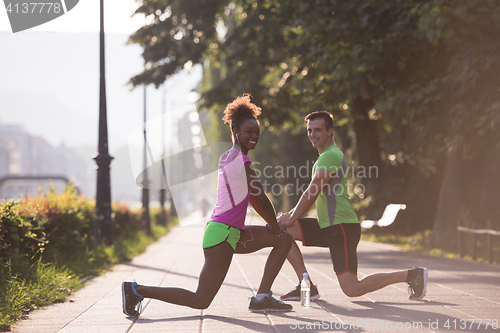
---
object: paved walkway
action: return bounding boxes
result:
[12,213,500,332]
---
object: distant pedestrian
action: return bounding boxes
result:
[200,192,210,218]
[122,94,293,317]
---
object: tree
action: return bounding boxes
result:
[129,0,500,251]
[129,0,228,87]
[402,0,500,249]
[130,0,440,222]
[265,0,443,220]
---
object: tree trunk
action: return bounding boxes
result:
[351,96,385,217]
[430,145,487,251]
[351,97,382,170]
[477,142,500,228]
[430,147,463,250]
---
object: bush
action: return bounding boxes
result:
[0,185,176,331]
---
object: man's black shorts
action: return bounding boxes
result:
[298,218,361,276]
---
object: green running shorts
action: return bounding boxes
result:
[202,221,241,251]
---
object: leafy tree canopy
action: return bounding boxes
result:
[129,0,500,235]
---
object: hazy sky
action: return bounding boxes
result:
[0,1,206,205]
[0,1,202,153]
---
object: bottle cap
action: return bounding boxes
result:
[303,272,308,279]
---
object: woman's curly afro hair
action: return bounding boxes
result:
[222,93,261,132]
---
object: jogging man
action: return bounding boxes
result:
[278,111,427,301]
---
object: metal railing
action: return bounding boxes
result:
[457,220,500,263]
[0,175,81,198]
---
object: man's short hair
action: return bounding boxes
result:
[304,111,334,130]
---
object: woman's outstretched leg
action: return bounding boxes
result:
[134,242,234,310]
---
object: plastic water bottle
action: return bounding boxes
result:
[301,272,310,307]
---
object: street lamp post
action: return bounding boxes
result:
[169,98,177,218]
[94,0,114,245]
[159,84,167,225]
[141,84,151,233]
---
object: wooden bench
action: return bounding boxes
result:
[360,204,406,229]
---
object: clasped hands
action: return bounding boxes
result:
[265,212,292,236]
[277,212,292,227]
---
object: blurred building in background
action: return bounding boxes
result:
[0,124,95,199]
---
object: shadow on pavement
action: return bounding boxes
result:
[121,262,256,292]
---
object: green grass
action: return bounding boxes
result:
[58,223,176,278]
[0,257,83,331]
[0,220,177,331]
[361,230,500,265]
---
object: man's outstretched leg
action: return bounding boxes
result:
[328,223,428,300]
[281,220,428,301]
[337,267,428,300]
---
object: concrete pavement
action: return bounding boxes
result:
[12,213,500,332]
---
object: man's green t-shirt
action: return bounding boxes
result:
[312,144,359,228]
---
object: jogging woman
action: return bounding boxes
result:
[122,94,293,316]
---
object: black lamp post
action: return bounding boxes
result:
[159,84,167,225]
[169,98,177,218]
[93,0,114,245]
[141,84,151,233]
